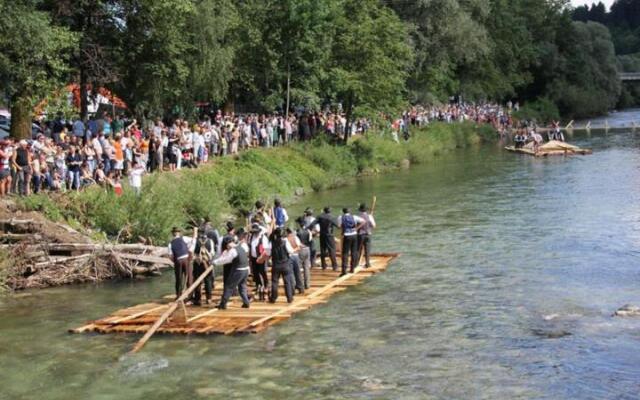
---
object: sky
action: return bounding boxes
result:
[570,0,614,9]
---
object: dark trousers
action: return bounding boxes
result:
[357,234,372,267]
[193,260,214,304]
[271,262,294,303]
[290,254,304,292]
[173,257,193,298]
[250,257,268,289]
[319,234,337,270]
[309,243,317,267]
[341,235,358,274]
[223,264,231,286]
[220,268,250,306]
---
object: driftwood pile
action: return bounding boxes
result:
[0,218,172,290]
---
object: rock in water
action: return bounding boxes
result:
[614,304,640,317]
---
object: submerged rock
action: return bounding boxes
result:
[614,304,640,317]
[359,377,396,391]
[531,327,572,339]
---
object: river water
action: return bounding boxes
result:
[2,110,640,400]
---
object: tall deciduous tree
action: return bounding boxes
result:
[388,0,489,102]
[40,0,121,120]
[328,0,413,142]
[0,0,76,139]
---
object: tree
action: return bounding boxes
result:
[231,0,340,113]
[40,0,121,120]
[547,21,621,117]
[328,0,414,142]
[388,0,490,102]
[0,0,77,139]
[112,0,195,118]
[184,0,239,108]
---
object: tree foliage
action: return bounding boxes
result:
[0,0,77,138]
[0,0,635,127]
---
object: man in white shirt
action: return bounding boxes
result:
[337,207,364,276]
[168,227,197,300]
[213,232,251,309]
[357,203,377,268]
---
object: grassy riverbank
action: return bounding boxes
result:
[18,122,495,244]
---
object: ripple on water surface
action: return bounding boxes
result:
[2,125,640,399]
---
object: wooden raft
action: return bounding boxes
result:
[71,253,398,336]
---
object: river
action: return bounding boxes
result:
[1,110,640,399]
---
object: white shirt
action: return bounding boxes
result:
[265,239,294,256]
[337,214,364,236]
[129,167,144,188]
[213,243,249,269]
[250,233,270,258]
[167,235,196,260]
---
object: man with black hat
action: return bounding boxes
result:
[338,208,364,276]
[268,227,295,303]
[303,208,319,267]
[213,231,251,309]
[296,216,312,289]
[357,203,376,268]
[315,207,339,270]
[192,230,216,306]
[222,221,236,285]
[251,200,272,229]
[168,226,197,299]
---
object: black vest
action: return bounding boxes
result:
[230,245,249,270]
[194,238,214,256]
[271,240,289,265]
[16,148,29,167]
[170,237,189,259]
[297,228,312,247]
[317,213,335,236]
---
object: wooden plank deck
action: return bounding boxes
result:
[71,253,398,336]
[505,145,592,156]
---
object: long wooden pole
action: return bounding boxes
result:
[356,196,377,267]
[128,262,215,354]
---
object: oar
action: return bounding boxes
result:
[128,261,215,354]
[356,195,377,267]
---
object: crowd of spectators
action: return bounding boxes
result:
[0,102,511,198]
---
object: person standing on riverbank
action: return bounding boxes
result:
[316,207,339,270]
[338,208,364,276]
[357,203,376,268]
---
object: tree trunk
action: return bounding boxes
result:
[343,100,353,144]
[10,96,32,140]
[80,67,89,121]
[285,62,291,118]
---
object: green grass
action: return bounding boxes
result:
[16,122,495,244]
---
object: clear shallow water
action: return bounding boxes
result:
[2,116,640,399]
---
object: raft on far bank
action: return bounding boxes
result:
[505,140,592,157]
[71,253,398,337]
